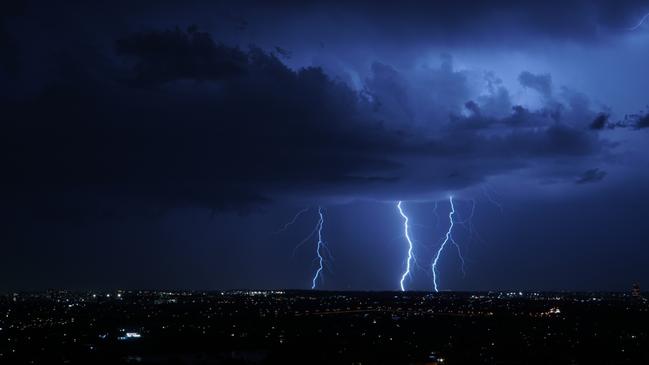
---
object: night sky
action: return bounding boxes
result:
[2,0,649,292]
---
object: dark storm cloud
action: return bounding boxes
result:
[4,27,619,213]
[615,111,649,129]
[589,110,649,130]
[7,0,647,53]
[0,1,24,77]
[0,1,638,218]
[189,0,649,46]
[0,23,17,75]
[114,27,247,85]
[590,113,610,130]
[576,168,607,184]
[364,62,414,124]
[634,112,649,129]
[518,71,553,99]
[1,26,406,213]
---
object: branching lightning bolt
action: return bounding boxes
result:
[482,185,504,214]
[311,207,325,289]
[397,201,414,291]
[291,224,319,258]
[432,200,440,229]
[274,207,318,259]
[629,12,649,30]
[451,239,466,277]
[274,207,309,234]
[431,196,461,292]
[455,199,476,235]
[455,198,487,246]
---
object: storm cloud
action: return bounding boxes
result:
[1,0,647,218]
[576,168,607,184]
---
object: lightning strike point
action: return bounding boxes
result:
[397,201,414,292]
[432,196,457,292]
[311,207,325,289]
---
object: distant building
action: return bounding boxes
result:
[632,283,641,299]
[117,331,142,341]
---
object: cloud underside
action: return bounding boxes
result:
[0,26,631,215]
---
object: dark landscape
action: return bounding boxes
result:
[2,290,647,364]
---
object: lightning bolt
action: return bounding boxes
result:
[455,199,476,235]
[455,198,487,247]
[397,201,414,291]
[629,12,649,30]
[431,196,461,292]
[311,207,325,289]
[274,207,317,259]
[432,200,440,229]
[291,224,318,258]
[482,185,503,214]
[274,207,309,234]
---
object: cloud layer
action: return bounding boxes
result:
[1,21,624,217]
